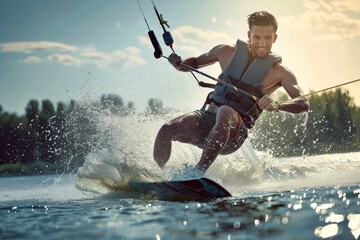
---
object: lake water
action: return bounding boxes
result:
[1,152,360,240]
[1,113,360,239]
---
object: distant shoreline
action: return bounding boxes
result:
[2,150,360,177]
[0,161,70,177]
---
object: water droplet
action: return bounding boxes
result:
[233,221,241,228]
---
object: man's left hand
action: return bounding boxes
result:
[258,95,279,112]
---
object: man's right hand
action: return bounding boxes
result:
[168,53,182,69]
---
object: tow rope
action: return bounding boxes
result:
[136,0,162,59]
[136,0,216,89]
[280,78,360,104]
[136,0,360,103]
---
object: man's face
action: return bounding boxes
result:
[248,25,277,58]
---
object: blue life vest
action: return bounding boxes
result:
[208,39,282,128]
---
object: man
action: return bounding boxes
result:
[153,11,309,175]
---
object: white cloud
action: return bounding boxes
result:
[280,0,360,43]
[0,41,146,70]
[331,0,360,13]
[308,33,343,42]
[113,47,146,69]
[0,41,77,54]
[137,26,233,57]
[78,46,146,70]
[171,26,233,55]
[211,17,217,23]
[224,18,235,28]
[318,0,334,12]
[137,35,153,51]
[48,53,82,67]
[21,55,42,64]
[303,0,360,13]
[303,0,321,11]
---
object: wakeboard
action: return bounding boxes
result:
[128,177,231,201]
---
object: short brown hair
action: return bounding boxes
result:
[247,11,278,32]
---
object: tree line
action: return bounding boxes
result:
[0,89,359,175]
[0,94,166,175]
[252,89,360,156]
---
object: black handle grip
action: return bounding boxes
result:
[148,30,162,59]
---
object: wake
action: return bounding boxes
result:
[73,105,360,196]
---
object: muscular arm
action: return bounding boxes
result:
[277,97,309,114]
[259,64,309,114]
[279,67,309,113]
[173,44,226,71]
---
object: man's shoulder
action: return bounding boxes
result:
[211,44,235,57]
[213,44,234,51]
[273,61,290,72]
[272,61,295,80]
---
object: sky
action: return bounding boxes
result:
[1,0,360,114]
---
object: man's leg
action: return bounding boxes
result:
[154,112,201,168]
[195,105,243,173]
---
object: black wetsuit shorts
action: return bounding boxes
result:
[193,109,248,154]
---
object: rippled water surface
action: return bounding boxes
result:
[2,114,360,239]
[1,169,360,240]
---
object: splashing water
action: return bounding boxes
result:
[74,101,360,197]
[74,101,267,195]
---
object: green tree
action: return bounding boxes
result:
[126,101,136,115]
[23,100,41,164]
[0,112,27,164]
[146,98,164,115]
[101,94,124,115]
[38,100,56,163]
[252,89,360,156]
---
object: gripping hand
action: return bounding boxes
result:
[168,53,182,69]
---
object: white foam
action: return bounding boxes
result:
[72,106,360,196]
